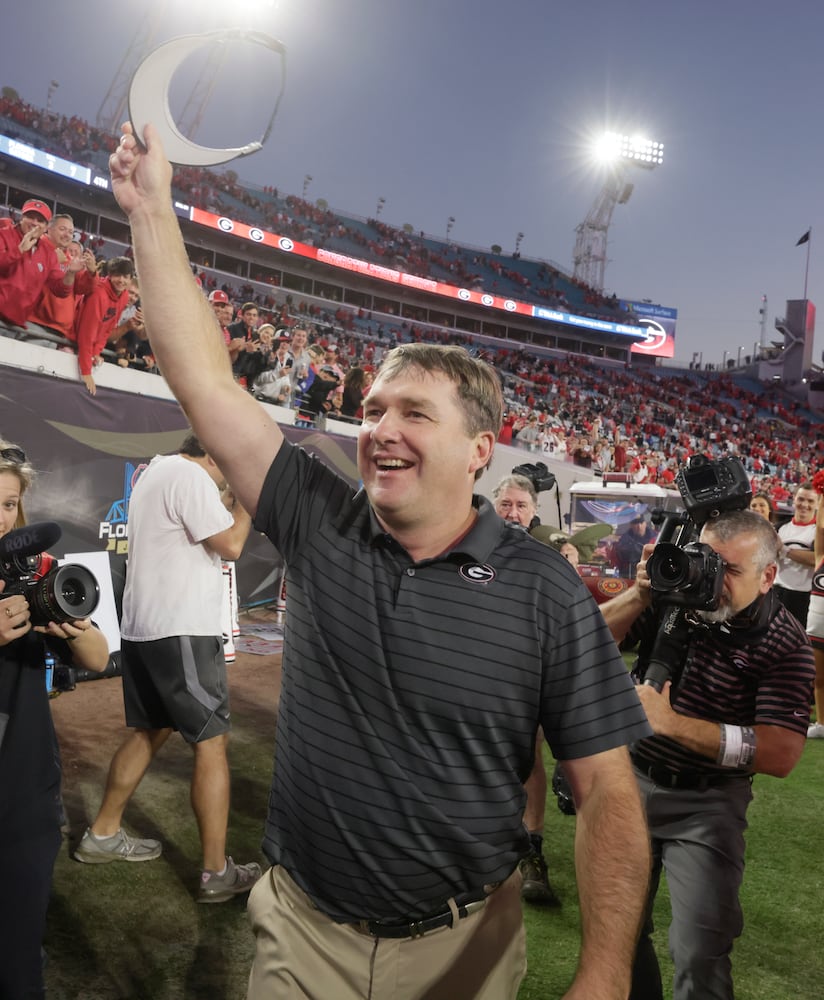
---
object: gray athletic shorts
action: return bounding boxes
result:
[121,636,230,743]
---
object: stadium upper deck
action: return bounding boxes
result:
[0,95,658,366]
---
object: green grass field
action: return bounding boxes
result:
[45,663,824,999]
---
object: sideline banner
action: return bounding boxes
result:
[0,365,359,611]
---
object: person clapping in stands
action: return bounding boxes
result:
[0,199,86,331]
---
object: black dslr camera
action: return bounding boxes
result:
[645,455,751,612]
[0,523,100,627]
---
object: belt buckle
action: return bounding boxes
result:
[462,899,487,918]
[408,919,426,938]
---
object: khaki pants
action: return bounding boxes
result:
[247,865,526,1000]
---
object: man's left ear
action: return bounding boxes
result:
[762,563,777,592]
[471,432,496,476]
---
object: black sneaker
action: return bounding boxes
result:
[518,849,561,906]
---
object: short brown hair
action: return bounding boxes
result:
[376,344,503,438]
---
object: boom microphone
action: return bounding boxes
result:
[0,522,62,563]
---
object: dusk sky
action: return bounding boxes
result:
[4,0,824,368]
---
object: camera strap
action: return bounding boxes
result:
[707,590,778,645]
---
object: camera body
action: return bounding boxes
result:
[675,453,752,527]
[0,549,99,628]
[511,461,556,494]
[646,454,751,611]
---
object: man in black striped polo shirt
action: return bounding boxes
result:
[602,509,814,1000]
[109,121,653,1000]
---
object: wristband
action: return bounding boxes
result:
[717,724,756,769]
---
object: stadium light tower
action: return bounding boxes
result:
[572,131,664,293]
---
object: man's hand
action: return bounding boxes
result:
[109,121,174,219]
[635,680,677,735]
[18,223,46,253]
[65,253,86,275]
[81,248,98,272]
[82,373,97,396]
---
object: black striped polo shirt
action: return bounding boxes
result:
[253,441,651,922]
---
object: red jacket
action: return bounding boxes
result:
[0,224,70,326]
[73,276,129,376]
[29,240,96,337]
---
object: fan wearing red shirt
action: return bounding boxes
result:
[0,199,85,328]
[73,256,135,395]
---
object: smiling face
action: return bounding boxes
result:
[749,495,772,520]
[792,487,818,524]
[358,368,494,545]
[19,212,47,238]
[212,301,233,327]
[109,272,132,295]
[0,470,23,539]
[48,216,74,250]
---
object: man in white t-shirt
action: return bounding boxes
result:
[75,434,260,902]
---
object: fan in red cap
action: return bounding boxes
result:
[207,288,237,357]
[21,199,52,224]
[0,196,84,329]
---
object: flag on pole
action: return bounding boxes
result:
[796,229,811,246]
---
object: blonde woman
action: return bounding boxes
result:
[0,440,108,997]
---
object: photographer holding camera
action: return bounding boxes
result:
[601,456,815,1000]
[0,439,109,999]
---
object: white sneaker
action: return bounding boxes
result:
[807,722,824,739]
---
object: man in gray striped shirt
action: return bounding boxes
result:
[110,120,653,1000]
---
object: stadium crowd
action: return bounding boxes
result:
[0,93,637,326]
[0,193,821,508]
[0,90,821,505]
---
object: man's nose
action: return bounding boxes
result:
[372,412,399,441]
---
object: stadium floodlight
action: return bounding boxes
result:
[572,128,665,292]
[609,132,663,169]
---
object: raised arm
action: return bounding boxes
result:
[109,122,282,516]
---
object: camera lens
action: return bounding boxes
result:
[656,554,688,586]
[647,543,695,593]
[29,564,100,625]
